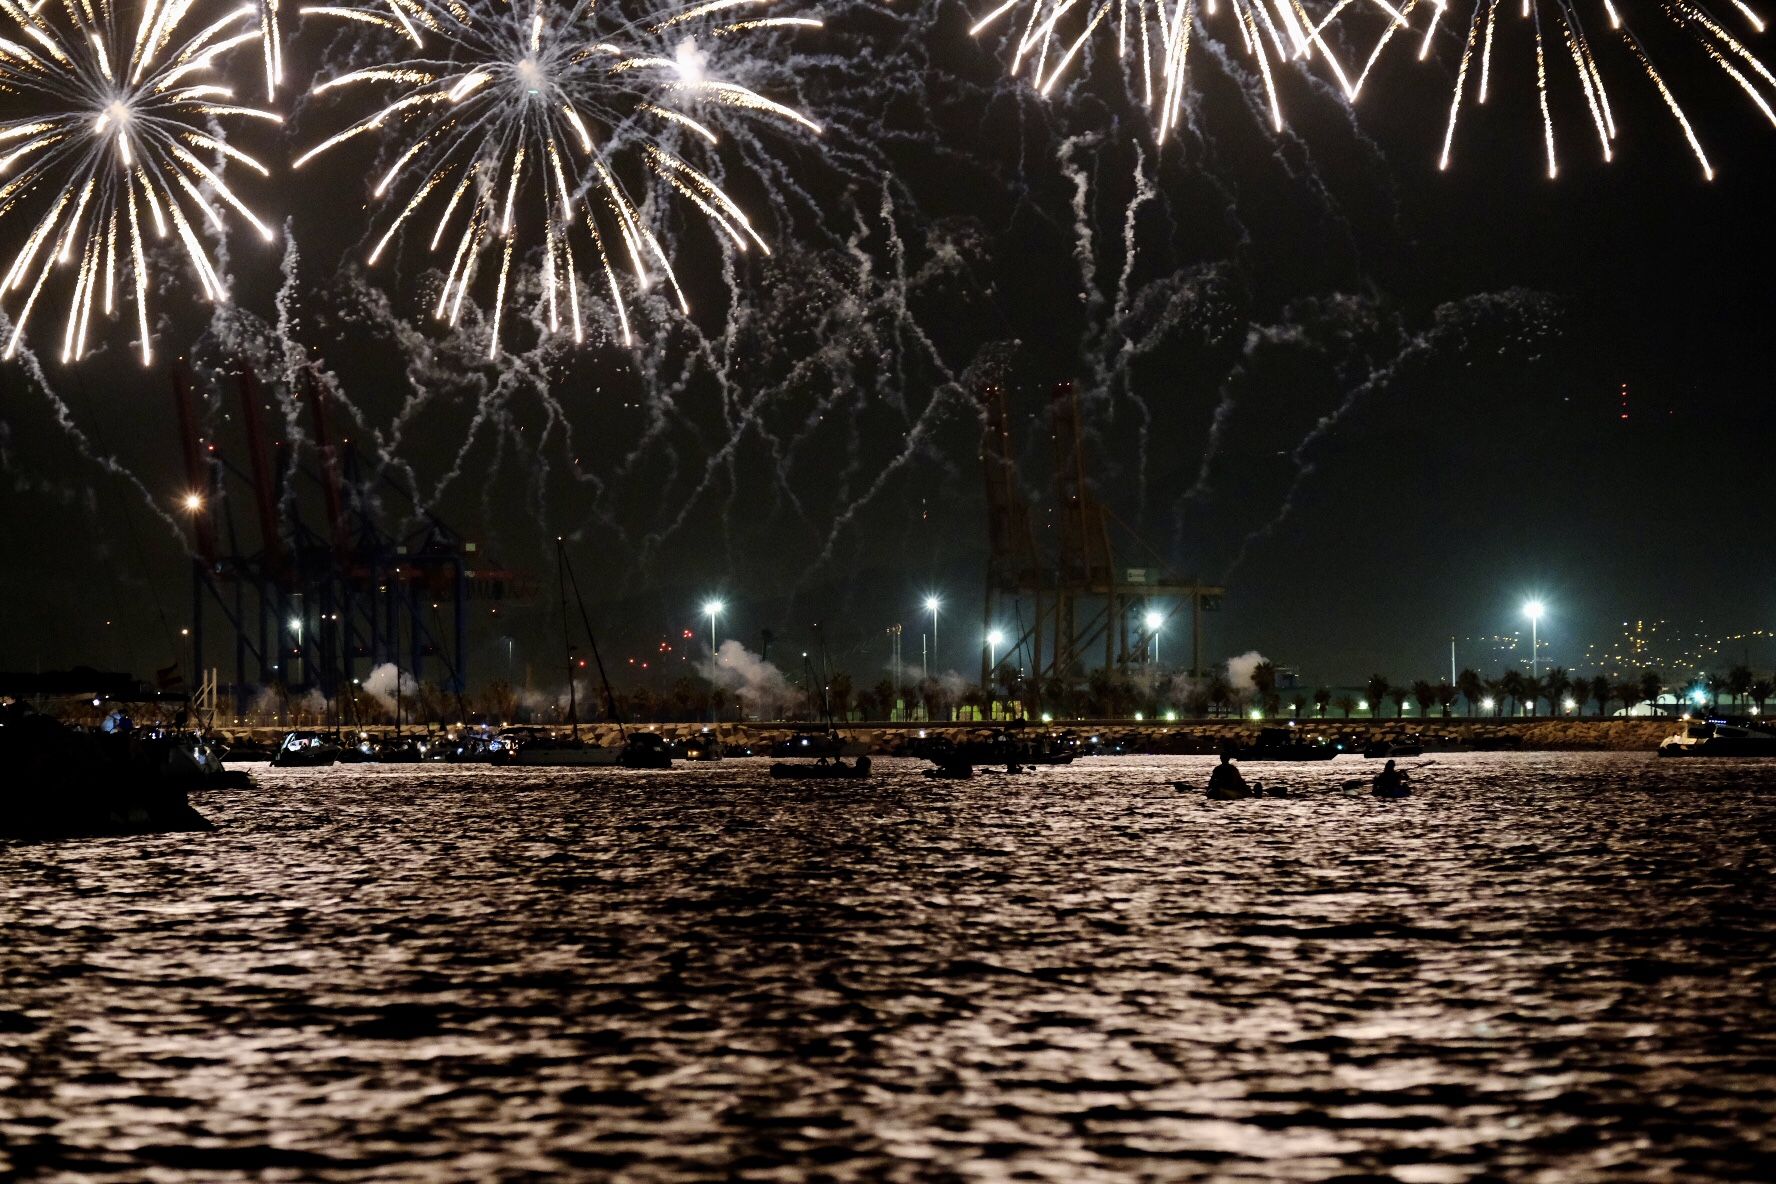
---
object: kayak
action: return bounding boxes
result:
[1181,780,1287,800]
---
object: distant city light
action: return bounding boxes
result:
[1164,710,1178,722]
[1134,712,1144,721]
[1040,712,1053,723]
[1563,697,1577,711]
[1482,697,1495,710]
[1249,708,1262,720]
[180,492,203,512]
[1358,699,1369,710]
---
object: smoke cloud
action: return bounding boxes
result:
[1225,651,1269,692]
[700,640,795,717]
[360,663,413,717]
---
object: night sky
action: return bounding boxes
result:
[2,1,1774,691]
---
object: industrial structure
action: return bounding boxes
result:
[979,381,1224,691]
[170,361,528,719]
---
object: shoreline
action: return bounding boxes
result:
[214,716,1685,754]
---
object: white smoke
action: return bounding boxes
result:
[700,640,795,717]
[1226,651,1269,692]
[360,662,413,716]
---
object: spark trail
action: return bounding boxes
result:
[0,0,278,364]
[298,0,827,356]
[1375,0,1776,177]
[969,0,1411,135]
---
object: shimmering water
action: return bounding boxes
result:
[3,752,1774,1182]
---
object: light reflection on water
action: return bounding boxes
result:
[2,752,1773,1181]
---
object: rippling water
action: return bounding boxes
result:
[3,752,1774,1181]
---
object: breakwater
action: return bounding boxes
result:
[213,716,1680,754]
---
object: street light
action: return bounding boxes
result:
[924,595,940,670]
[1523,600,1545,679]
[180,492,204,512]
[1144,609,1164,664]
[703,600,724,654]
[986,628,1004,674]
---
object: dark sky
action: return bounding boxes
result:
[2,1,1773,691]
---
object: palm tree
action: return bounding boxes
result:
[1590,675,1611,718]
[1456,668,1483,717]
[1335,694,1357,718]
[1390,686,1411,718]
[873,678,897,722]
[1616,681,1644,716]
[1313,687,1331,717]
[1568,676,1590,716]
[1542,666,1570,716]
[1520,676,1544,718]
[1437,683,1458,718]
[1482,677,1505,717]
[1728,665,1754,712]
[1639,670,1664,715]
[1291,692,1308,718]
[1411,680,1437,718]
[1501,670,1525,716]
[1252,661,1278,704]
[1366,675,1390,719]
[828,671,854,722]
[1707,671,1729,712]
[1753,680,1774,717]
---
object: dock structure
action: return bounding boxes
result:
[979,381,1224,696]
[170,361,531,718]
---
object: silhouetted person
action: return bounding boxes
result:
[1208,752,1249,796]
[1373,759,1408,797]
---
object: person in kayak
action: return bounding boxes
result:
[1208,752,1251,797]
[1372,759,1409,797]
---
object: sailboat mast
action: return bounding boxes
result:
[560,543,627,743]
[557,538,579,741]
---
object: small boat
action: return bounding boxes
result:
[1372,783,1411,798]
[1363,735,1425,759]
[1185,780,1285,800]
[503,727,621,766]
[270,731,339,768]
[1659,718,1776,757]
[619,732,673,769]
[770,757,872,781]
[375,736,427,763]
[1232,727,1341,762]
[674,730,724,761]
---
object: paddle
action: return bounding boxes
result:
[1340,759,1437,791]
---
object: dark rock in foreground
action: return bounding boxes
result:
[1,704,219,840]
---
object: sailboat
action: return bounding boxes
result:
[508,540,622,767]
[769,645,870,780]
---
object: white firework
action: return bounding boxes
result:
[0,0,280,364]
[297,0,826,356]
[968,0,1411,136]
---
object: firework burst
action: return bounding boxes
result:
[0,0,280,364]
[1383,0,1776,178]
[968,0,1413,135]
[298,0,826,356]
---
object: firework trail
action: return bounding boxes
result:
[1364,0,1776,178]
[968,0,1412,134]
[297,0,827,357]
[0,0,279,364]
[1220,287,1555,577]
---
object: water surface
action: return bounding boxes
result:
[3,752,1773,1181]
